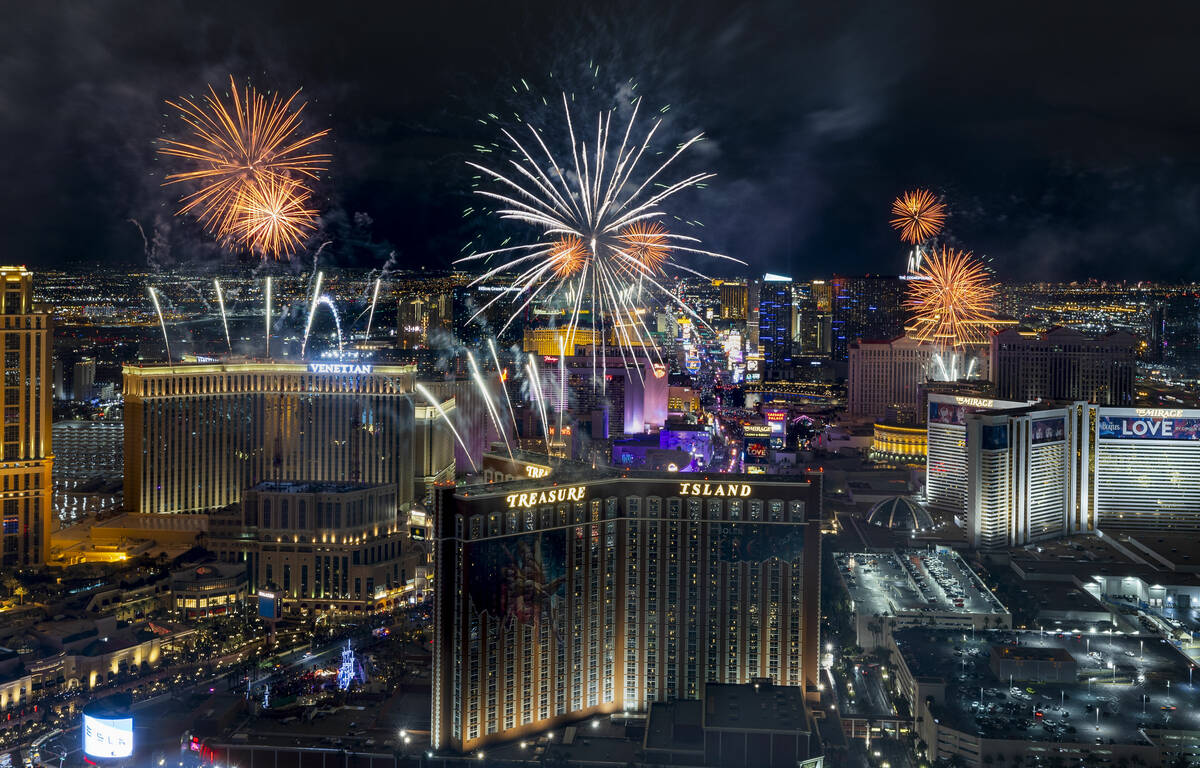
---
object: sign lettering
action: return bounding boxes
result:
[1122,420,1173,438]
[1135,408,1184,418]
[679,482,752,498]
[954,396,995,408]
[506,486,586,508]
[309,363,374,375]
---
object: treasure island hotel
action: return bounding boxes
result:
[431,470,824,753]
[0,268,51,566]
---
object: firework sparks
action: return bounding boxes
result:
[619,220,671,275]
[227,174,318,257]
[890,189,947,245]
[159,75,329,255]
[458,93,741,373]
[550,234,588,278]
[905,246,1000,349]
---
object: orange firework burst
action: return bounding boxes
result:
[905,246,999,349]
[159,75,329,246]
[890,189,947,244]
[227,175,317,258]
[550,234,588,277]
[619,221,671,274]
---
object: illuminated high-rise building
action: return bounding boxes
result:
[991,328,1138,407]
[72,357,96,401]
[431,471,824,753]
[0,267,52,566]
[758,275,793,379]
[122,360,451,515]
[1151,293,1200,370]
[718,281,748,321]
[397,296,426,349]
[848,336,938,423]
[830,275,907,361]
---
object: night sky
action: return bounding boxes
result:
[3,2,1200,280]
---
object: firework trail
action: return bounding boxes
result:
[263,277,273,357]
[301,271,324,357]
[467,351,515,462]
[214,279,232,352]
[525,355,552,451]
[159,75,329,258]
[365,278,382,338]
[458,93,741,378]
[317,296,344,359]
[148,287,173,364]
[488,338,520,433]
[414,384,478,473]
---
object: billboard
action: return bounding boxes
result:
[257,590,282,620]
[744,439,769,460]
[745,355,762,382]
[764,409,787,434]
[83,713,133,759]
[981,425,1008,451]
[1031,417,1065,444]
[466,531,567,636]
[1099,416,1200,441]
[928,401,967,426]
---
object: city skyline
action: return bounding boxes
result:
[8,5,1200,768]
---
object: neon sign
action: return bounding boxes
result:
[678,482,752,497]
[309,363,373,375]
[506,486,586,508]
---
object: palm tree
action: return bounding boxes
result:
[13,585,27,606]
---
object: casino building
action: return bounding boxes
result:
[122,360,451,515]
[927,395,1200,548]
[431,470,824,753]
[926,393,1032,516]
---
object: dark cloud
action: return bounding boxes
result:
[1,1,1199,280]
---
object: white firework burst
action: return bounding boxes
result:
[457,93,742,376]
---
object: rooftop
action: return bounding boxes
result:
[895,628,1200,745]
[248,481,391,495]
[704,680,809,732]
[836,549,1007,619]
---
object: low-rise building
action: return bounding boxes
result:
[891,628,1200,768]
[206,481,410,616]
[644,679,818,768]
[0,616,194,709]
[170,563,249,620]
[835,549,1010,650]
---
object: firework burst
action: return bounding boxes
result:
[227,174,318,257]
[619,221,671,275]
[550,234,588,278]
[905,246,999,349]
[890,188,947,245]
[458,93,740,371]
[159,75,329,256]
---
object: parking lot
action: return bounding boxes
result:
[836,550,1009,645]
[894,628,1200,746]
